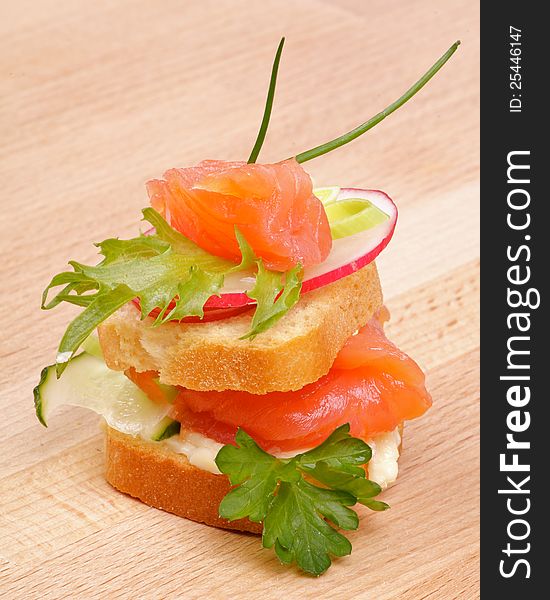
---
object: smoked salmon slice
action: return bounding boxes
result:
[125,368,169,405]
[170,317,432,452]
[146,158,332,272]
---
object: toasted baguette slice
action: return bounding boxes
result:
[105,426,402,534]
[98,262,382,394]
[105,427,262,534]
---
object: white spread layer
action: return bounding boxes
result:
[164,432,224,473]
[366,428,401,489]
[162,427,401,489]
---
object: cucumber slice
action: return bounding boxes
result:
[34,352,171,438]
[80,333,103,359]
[154,378,179,404]
[313,186,340,206]
[325,198,389,239]
[151,417,181,441]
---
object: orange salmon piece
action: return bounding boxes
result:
[146,158,332,272]
[171,319,431,452]
[125,368,172,405]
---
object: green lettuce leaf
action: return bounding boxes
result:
[42,208,303,376]
[240,261,302,340]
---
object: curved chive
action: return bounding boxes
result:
[247,37,285,164]
[295,40,461,164]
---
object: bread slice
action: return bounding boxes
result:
[105,426,402,534]
[98,262,382,394]
[105,427,262,534]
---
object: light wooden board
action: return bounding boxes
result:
[0,0,479,598]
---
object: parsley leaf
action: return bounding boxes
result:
[215,424,388,576]
[295,423,373,475]
[263,480,355,576]
[218,429,298,522]
[42,208,303,376]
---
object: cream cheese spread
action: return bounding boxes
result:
[161,426,401,488]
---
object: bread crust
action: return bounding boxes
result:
[105,427,262,534]
[105,425,403,534]
[98,263,382,394]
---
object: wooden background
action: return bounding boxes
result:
[0,0,479,598]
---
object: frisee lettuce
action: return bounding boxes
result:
[240,261,302,339]
[215,424,388,576]
[42,208,302,376]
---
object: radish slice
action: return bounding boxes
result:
[201,188,397,308]
[146,304,253,322]
[134,188,396,317]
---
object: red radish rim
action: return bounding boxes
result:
[145,304,253,323]
[302,188,397,294]
[133,187,397,319]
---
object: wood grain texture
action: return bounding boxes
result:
[0,0,479,598]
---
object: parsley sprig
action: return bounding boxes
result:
[42,208,302,376]
[215,424,388,576]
